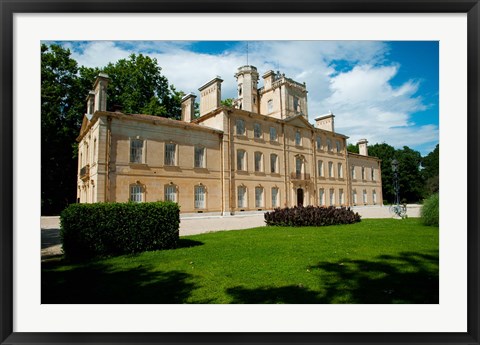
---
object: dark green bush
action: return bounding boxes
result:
[264,206,361,227]
[421,193,439,226]
[60,202,180,260]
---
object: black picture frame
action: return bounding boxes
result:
[1,1,479,344]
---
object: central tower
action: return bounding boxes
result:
[234,65,259,113]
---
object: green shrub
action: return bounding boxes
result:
[60,202,180,260]
[264,206,361,227]
[421,193,439,226]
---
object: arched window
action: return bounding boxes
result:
[255,186,264,208]
[254,152,264,172]
[194,185,206,209]
[237,185,247,208]
[271,187,279,208]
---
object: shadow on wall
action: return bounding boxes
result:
[226,251,439,304]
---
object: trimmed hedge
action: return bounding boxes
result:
[421,193,439,226]
[60,202,180,260]
[264,205,361,227]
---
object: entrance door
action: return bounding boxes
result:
[297,188,304,207]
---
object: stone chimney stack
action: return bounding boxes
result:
[93,73,110,112]
[315,112,335,132]
[358,139,369,156]
[181,93,197,122]
[86,91,96,115]
[262,70,275,90]
[198,76,223,117]
[235,65,259,113]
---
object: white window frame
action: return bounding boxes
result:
[373,190,377,204]
[353,190,357,204]
[339,189,344,205]
[254,152,264,172]
[130,139,143,164]
[295,131,302,146]
[318,160,324,177]
[194,146,206,168]
[130,184,143,203]
[165,184,177,202]
[237,185,247,208]
[236,119,245,135]
[329,188,335,206]
[363,189,368,204]
[237,149,246,171]
[254,123,262,139]
[319,188,325,206]
[352,165,356,179]
[338,163,343,178]
[316,136,322,150]
[194,185,206,209]
[267,99,273,114]
[270,154,278,173]
[255,187,264,208]
[270,126,277,142]
[336,140,341,153]
[271,187,279,208]
[328,161,334,178]
[327,138,332,152]
[165,143,177,166]
[362,167,366,180]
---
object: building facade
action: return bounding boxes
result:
[77,66,383,214]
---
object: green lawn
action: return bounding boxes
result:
[42,218,439,304]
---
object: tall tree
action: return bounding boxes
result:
[422,144,439,195]
[41,44,87,214]
[367,143,396,203]
[346,143,359,154]
[101,54,182,118]
[396,146,425,203]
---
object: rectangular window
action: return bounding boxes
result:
[328,161,334,178]
[362,167,366,180]
[371,168,375,181]
[165,143,176,166]
[270,154,278,173]
[254,152,263,172]
[352,166,356,179]
[236,119,245,135]
[130,185,143,203]
[293,96,299,112]
[267,100,273,114]
[295,131,302,146]
[327,138,332,151]
[194,186,206,209]
[353,190,357,204]
[296,157,302,175]
[165,185,176,202]
[130,139,143,163]
[319,188,325,206]
[270,127,277,141]
[339,189,344,205]
[271,187,279,208]
[318,160,324,177]
[237,186,246,208]
[194,146,205,168]
[255,187,264,208]
[363,190,368,204]
[316,136,322,150]
[338,163,343,178]
[373,190,377,204]
[237,150,246,171]
[336,140,341,153]
[329,188,335,206]
[254,123,262,139]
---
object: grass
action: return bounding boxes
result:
[42,218,438,304]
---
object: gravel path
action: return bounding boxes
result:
[41,205,421,259]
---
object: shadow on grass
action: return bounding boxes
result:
[42,261,196,304]
[227,251,438,304]
[177,238,204,249]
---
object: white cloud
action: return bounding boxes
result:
[61,40,437,153]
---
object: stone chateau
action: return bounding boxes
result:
[77,65,383,214]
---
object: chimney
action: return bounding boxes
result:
[93,73,110,112]
[181,93,197,122]
[262,70,275,90]
[86,91,96,115]
[315,112,335,132]
[198,76,223,117]
[358,139,368,156]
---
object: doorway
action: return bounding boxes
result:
[297,188,304,207]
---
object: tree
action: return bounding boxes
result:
[101,54,182,118]
[221,98,235,107]
[346,143,359,154]
[422,144,439,195]
[396,146,425,203]
[368,143,396,203]
[41,44,88,214]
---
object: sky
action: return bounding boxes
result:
[53,40,439,156]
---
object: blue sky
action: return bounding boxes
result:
[53,40,438,156]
